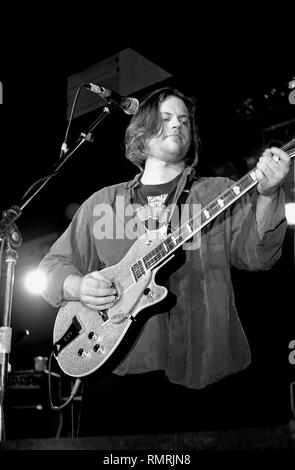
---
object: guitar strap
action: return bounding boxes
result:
[167,171,197,236]
[164,172,197,296]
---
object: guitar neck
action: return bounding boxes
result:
[141,137,295,272]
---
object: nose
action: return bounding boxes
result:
[169,115,182,129]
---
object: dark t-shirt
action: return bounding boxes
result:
[133,173,182,232]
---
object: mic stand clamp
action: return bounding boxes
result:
[80,131,94,143]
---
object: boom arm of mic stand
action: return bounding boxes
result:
[0,104,112,231]
[0,104,112,441]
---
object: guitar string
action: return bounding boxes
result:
[143,140,295,268]
[116,141,295,279]
[93,139,295,295]
[282,138,295,150]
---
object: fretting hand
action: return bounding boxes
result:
[256,146,291,196]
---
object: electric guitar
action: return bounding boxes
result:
[53,137,294,377]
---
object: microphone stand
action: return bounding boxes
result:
[0,104,112,442]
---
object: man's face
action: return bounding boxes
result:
[145,96,192,164]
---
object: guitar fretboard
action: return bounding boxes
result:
[131,137,295,279]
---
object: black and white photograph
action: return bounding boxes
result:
[0,2,294,464]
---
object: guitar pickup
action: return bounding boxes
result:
[54,315,82,356]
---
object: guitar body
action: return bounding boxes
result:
[53,230,170,377]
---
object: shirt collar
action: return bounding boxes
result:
[125,166,197,190]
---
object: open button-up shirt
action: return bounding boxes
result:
[39,167,287,389]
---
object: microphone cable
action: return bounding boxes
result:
[20,84,84,202]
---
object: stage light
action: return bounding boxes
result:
[24,269,48,295]
[285,202,295,225]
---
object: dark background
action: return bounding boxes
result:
[0,2,294,439]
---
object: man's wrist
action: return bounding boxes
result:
[257,185,279,197]
[63,274,82,300]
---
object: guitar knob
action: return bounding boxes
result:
[77,348,88,357]
[93,344,104,353]
[88,331,98,341]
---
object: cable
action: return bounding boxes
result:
[47,350,82,411]
[59,83,84,159]
[20,84,84,202]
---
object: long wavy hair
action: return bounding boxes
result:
[125,87,200,169]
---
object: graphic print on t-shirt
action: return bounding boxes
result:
[135,193,172,232]
[133,173,182,234]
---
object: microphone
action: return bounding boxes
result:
[83,83,139,115]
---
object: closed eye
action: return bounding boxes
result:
[161,113,189,126]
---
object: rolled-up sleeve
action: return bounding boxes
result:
[229,187,287,271]
[38,201,101,307]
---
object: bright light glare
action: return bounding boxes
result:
[285,202,295,225]
[24,269,47,295]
